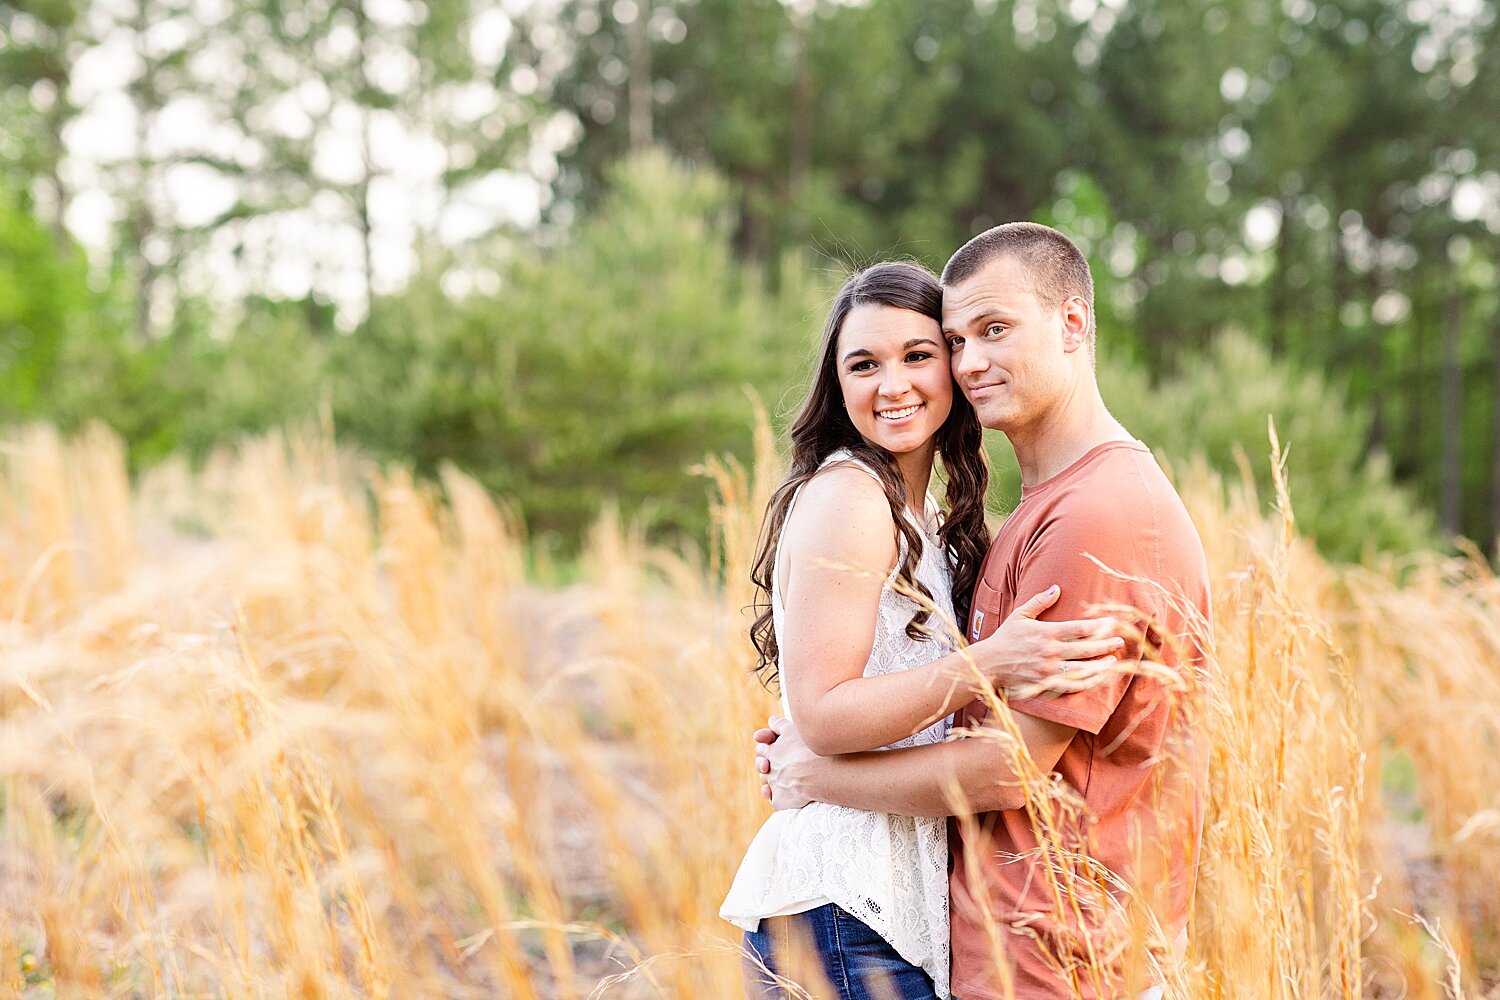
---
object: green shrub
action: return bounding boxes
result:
[1097,330,1437,560]
[332,149,826,548]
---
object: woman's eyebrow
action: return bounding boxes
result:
[843,338,941,363]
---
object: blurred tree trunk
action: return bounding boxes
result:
[1440,285,1463,536]
[785,13,811,259]
[1404,294,1427,484]
[40,99,74,251]
[1366,333,1386,456]
[628,0,653,149]
[125,0,166,343]
[1266,193,1295,357]
[0,0,85,250]
[1367,263,1390,456]
[1491,311,1500,553]
[348,0,377,317]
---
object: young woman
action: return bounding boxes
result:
[719,262,1121,1000]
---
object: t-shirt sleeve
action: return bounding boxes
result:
[1004,503,1164,736]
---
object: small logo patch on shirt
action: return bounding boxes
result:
[971,610,984,641]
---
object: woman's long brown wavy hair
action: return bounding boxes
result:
[751,262,990,690]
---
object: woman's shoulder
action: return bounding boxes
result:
[782,458,895,553]
[793,459,888,519]
[817,446,882,478]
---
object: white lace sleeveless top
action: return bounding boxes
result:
[720,450,957,998]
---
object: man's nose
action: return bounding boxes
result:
[953,344,986,378]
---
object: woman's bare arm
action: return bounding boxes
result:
[779,467,1121,756]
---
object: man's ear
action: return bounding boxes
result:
[1060,295,1091,353]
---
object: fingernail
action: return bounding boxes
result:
[1047,585,1059,596]
[1112,637,1125,648]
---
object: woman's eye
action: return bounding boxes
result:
[849,360,876,373]
[906,351,934,363]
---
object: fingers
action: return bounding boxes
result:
[1038,614,1122,644]
[1011,676,1097,698]
[1058,635,1127,662]
[1057,660,1118,692]
[756,723,778,802]
[1051,616,1119,641]
[1011,657,1131,698]
[753,717,788,745]
[1012,584,1061,620]
[757,742,772,799]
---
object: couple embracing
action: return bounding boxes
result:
[720,223,1213,1000]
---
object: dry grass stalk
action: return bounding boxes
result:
[0,419,1496,998]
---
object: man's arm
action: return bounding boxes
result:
[758,709,1077,817]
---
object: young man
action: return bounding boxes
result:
[756,223,1213,999]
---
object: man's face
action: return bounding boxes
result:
[941,255,1071,433]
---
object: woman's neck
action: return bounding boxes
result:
[893,446,936,517]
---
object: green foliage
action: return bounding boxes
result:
[166,300,332,460]
[0,178,330,466]
[1099,330,1437,560]
[502,0,1500,545]
[0,146,1446,563]
[11,0,1499,555]
[0,183,88,418]
[0,186,180,462]
[507,0,1086,268]
[333,150,825,546]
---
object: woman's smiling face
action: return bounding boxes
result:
[835,303,954,460]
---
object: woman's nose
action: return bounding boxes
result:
[879,370,910,397]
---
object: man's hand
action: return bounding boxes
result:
[753,717,817,810]
[752,723,777,800]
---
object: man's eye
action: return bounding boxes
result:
[947,337,964,349]
[986,324,1006,337]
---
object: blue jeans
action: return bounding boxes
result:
[742,903,937,1000]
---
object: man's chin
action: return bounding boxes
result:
[973,408,1014,432]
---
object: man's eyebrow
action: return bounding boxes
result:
[945,307,1018,334]
[942,309,996,335]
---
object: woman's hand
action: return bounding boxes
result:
[968,585,1125,696]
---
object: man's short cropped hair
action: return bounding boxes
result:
[941,222,1095,336]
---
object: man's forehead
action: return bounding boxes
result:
[941,256,1035,320]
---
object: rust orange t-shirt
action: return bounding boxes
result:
[949,440,1212,1000]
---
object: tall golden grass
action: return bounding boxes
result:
[0,419,1496,999]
